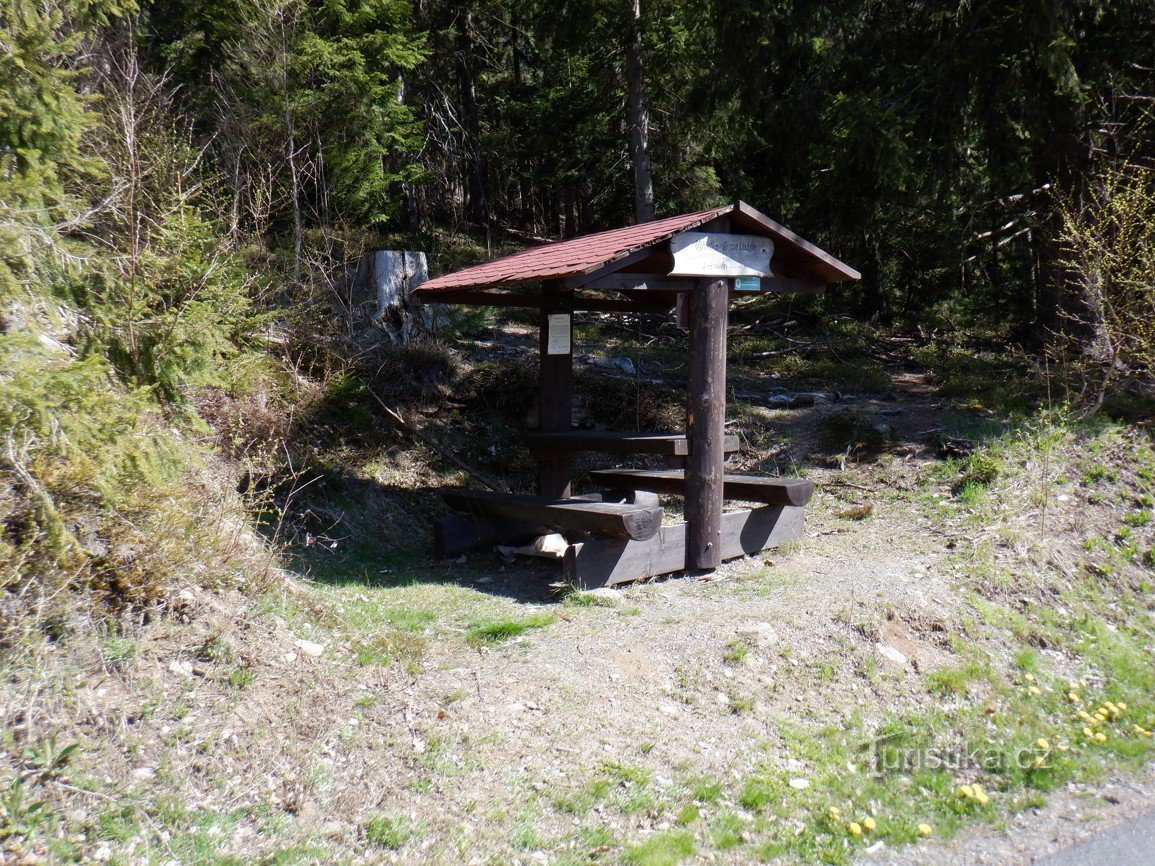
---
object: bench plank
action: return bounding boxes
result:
[525,431,739,456]
[587,468,815,507]
[441,489,663,541]
[563,505,805,588]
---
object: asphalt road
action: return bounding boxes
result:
[1037,810,1155,865]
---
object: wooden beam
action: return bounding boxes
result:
[759,276,825,294]
[564,246,655,289]
[580,273,694,292]
[415,290,542,308]
[537,281,573,498]
[563,505,805,588]
[588,469,815,507]
[441,490,663,541]
[684,278,729,570]
[525,431,740,456]
[413,288,672,314]
[433,513,548,559]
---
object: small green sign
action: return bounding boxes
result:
[733,276,761,292]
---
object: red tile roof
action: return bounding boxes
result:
[416,207,729,293]
[413,201,860,296]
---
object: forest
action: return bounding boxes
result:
[3,0,1155,862]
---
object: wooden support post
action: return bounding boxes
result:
[537,281,574,498]
[684,278,729,570]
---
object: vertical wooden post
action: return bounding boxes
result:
[537,280,573,498]
[685,278,729,570]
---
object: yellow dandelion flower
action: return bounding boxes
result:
[1029,686,1042,696]
[1068,680,1079,691]
[976,792,990,804]
[1133,724,1147,735]
[1058,744,1070,752]
[1078,710,1092,721]
[829,807,841,819]
[1083,726,1094,737]
[1023,674,1035,682]
[1117,702,1127,710]
[972,784,984,796]
[863,817,876,832]
[1095,732,1107,743]
[848,822,863,837]
[1067,692,1080,702]
[918,823,933,837]
[959,785,974,799]
[1036,738,1050,750]
[1094,712,1108,722]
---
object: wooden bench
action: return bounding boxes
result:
[440,489,663,541]
[587,468,815,507]
[525,431,739,456]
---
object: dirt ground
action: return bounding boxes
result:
[3,327,1153,864]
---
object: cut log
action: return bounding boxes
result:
[563,505,805,589]
[588,469,815,507]
[525,431,739,456]
[441,490,663,541]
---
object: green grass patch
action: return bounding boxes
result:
[623,830,695,866]
[465,613,556,645]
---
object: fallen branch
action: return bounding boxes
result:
[822,479,874,493]
[364,385,508,492]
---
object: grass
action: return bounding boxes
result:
[623,830,695,866]
[465,613,556,645]
[364,814,416,849]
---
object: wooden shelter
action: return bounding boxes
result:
[412,201,860,588]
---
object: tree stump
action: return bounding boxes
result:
[356,250,432,345]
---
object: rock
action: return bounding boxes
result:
[876,643,908,666]
[294,639,325,658]
[585,587,621,603]
[788,778,810,790]
[658,704,679,716]
[715,692,730,706]
[735,622,780,648]
[131,767,156,782]
[168,660,194,677]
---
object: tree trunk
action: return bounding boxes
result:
[457,8,489,227]
[625,0,654,223]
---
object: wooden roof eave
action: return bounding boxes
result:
[411,200,861,305]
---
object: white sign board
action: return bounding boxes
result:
[546,313,571,355]
[669,232,774,278]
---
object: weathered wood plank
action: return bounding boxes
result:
[684,278,729,570]
[563,505,805,588]
[598,469,816,506]
[571,490,662,507]
[441,490,663,541]
[433,513,548,559]
[588,469,815,507]
[525,431,739,456]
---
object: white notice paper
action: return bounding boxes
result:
[546,313,571,355]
